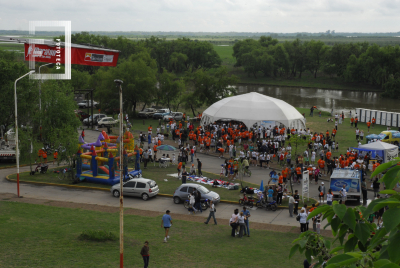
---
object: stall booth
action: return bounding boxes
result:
[386,112,394,127]
[365,109,371,123]
[353,142,399,163]
[376,111,382,125]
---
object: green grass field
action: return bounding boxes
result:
[0,201,308,268]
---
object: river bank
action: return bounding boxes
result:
[214,45,382,92]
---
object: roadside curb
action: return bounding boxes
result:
[0,164,29,170]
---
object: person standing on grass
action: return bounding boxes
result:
[161,210,172,243]
[230,209,239,237]
[204,200,217,225]
[140,241,150,268]
[242,206,251,237]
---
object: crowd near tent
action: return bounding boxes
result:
[353,141,399,163]
[200,92,306,129]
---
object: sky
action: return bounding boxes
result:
[0,0,399,33]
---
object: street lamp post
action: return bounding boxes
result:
[15,70,35,197]
[114,79,124,268]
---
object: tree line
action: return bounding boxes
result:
[233,36,400,98]
[55,32,238,116]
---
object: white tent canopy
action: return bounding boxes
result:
[354,141,399,163]
[200,92,306,129]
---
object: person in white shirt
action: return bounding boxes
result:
[299,208,308,232]
[326,189,333,205]
[339,185,347,205]
[311,150,316,164]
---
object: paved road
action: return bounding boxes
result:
[0,129,372,229]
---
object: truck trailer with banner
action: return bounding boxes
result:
[329,168,362,202]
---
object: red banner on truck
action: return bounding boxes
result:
[24,43,119,67]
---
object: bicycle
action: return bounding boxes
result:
[53,167,72,181]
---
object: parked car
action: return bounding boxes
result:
[77,100,99,108]
[138,108,157,118]
[173,183,220,204]
[83,114,107,126]
[111,177,159,201]
[97,117,118,128]
[75,110,90,121]
[152,109,171,119]
[163,112,183,122]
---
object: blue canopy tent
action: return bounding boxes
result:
[352,141,398,163]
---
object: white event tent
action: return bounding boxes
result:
[200,92,306,129]
[353,141,399,163]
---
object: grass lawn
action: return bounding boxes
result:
[0,201,307,268]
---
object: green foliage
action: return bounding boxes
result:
[78,230,117,242]
[290,160,400,267]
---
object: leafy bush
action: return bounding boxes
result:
[78,230,117,242]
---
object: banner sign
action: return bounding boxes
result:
[302,170,309,201]
[24,43,119,67]
[260,120,276,128]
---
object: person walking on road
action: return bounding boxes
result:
[288,193,294,217]
[299,208,308,233]
[361,177,368,204]
[197,158,203,177]
[318,182,326,203]
[204,200,217,225]
[340,185,347,205]
[140,241,150,268]
[143,150,149,169]
[242,206,251,237]
[294,190,300,215]
[161,210,172,243]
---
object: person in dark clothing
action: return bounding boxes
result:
[194,189,202,213]
[197,158,203,177]
[294,190,300,214]
[140,241,150,268]
[361,177,368,204]
[373,178,380,198]
[277,184,283,205]
[181,166,188,184]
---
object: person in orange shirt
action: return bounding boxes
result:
[205,138,211,154]
[326,150,332,160]
[177,162,183,177]
[318,158,325,175]
[35,148,44,164]
[158,139,162,146]
[332,129,337,138]
[148,125,152,134]
[153,144,158,158]
[295,166,302,183]
[53,150,58,165]
[372,117,376,128]
[366,121,371,133]
[325,130,329,138]
[42,149,48,164]
[282,168,288,183]
[278,173,283,184]
[307,165,314,180]
[372,161,381,179]
[350,117,354,127]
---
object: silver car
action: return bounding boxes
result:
[173,183,220,204]
[111,178,159,201]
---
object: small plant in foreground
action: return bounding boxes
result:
[78,230,117,242]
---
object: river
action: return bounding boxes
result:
[237,85,399,115]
